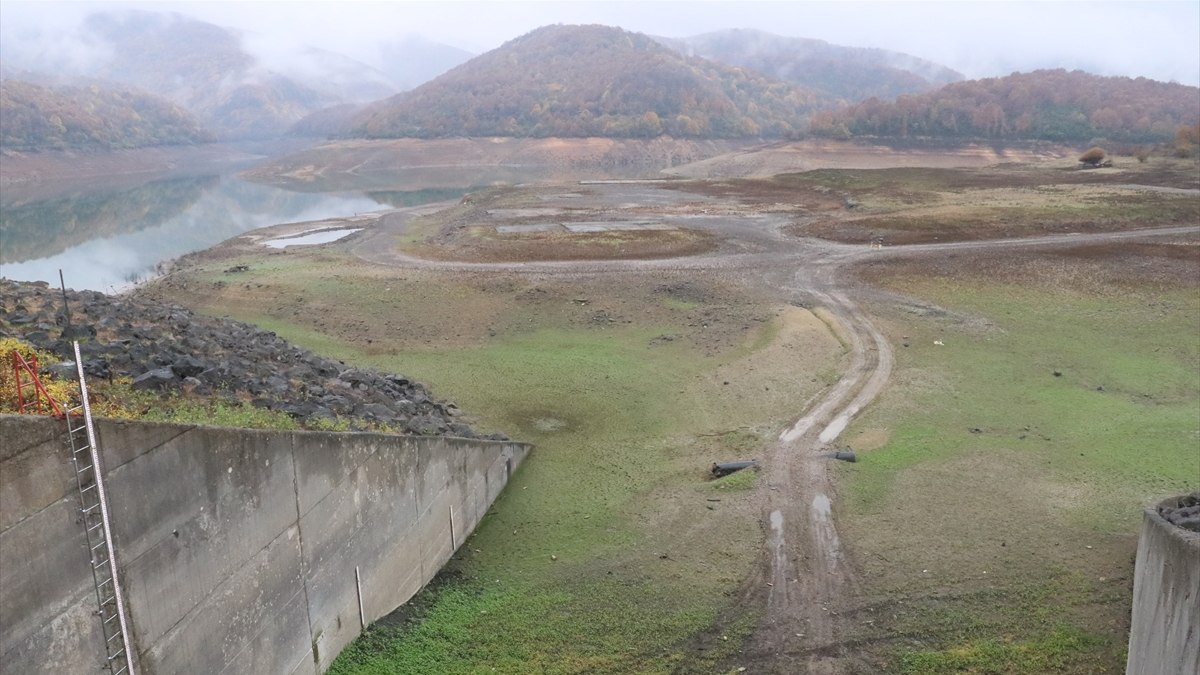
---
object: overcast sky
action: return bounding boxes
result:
[2,1,1198,86]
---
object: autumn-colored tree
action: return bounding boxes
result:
[1079,146,1106,165]
[0,80,211,150]
[810,70,1199,143]
[1175,124,1200,157]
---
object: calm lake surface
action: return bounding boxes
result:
[0,174,398,291]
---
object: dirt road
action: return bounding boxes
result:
[343,183,1197,673]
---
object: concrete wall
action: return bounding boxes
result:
[0,415,530,674]
[1125,497,1200,675]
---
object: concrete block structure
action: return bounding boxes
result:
[0,415,530,674]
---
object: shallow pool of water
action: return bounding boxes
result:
[264,228,363,248]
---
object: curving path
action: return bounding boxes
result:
[344,185,1198,672]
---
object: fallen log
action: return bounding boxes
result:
[711,460,757,477]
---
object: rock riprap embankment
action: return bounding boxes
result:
[1160,492,1200,533]
[0,279,498,439]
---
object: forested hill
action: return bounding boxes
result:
[1,10,398,141]
[0,80,212,150]
[349,24,822,139]
[809,69,1200,142]
[658,29,963,104]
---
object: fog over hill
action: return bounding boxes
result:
[377,34,475,91]
[657,29,963,104]
[5,1,1193,87]
[1,9,444,141]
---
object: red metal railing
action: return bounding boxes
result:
[10,349,64,417]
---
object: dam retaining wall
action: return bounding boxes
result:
[0,414,530,674]
[1125,496,1200,675]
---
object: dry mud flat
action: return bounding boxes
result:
[239,137,753,190]
[665,138,1076,178]
[238,136,1077,193]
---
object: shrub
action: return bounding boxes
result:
[1079,146,1106,165]
[0,337,76,414]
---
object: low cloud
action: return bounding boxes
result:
[3,1,1196,87]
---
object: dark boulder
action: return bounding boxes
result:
[131,367,178,390]
[171,355,207,378]
[357,403,400,422]
[62,324,96,340]
[43,361,80,381]
[410,415,448,436]
[83,360,111,379]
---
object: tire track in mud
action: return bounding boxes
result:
[738,224,1192,673]
[343,195,1197,673]
[749,280,893,673]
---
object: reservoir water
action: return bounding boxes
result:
[0,174,395,291]
[264,228,364,248]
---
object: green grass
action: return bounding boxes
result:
[210,298,797,673]
[838,278,1199,672]
[140,398,301,430]
[899,626,1109,675]
[135,398,358,432]
[707,467,758,492]
[314,326,764,672]
[846,284,1198,530]
[660,296,700,312]
[330,581,717,674]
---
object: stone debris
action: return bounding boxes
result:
[1,279,501,439]
[1159,492,1200,533]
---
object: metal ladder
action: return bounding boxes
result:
[63,342,137,675]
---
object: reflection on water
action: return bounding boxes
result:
[1,176,385,291]
[365,187,476,208]
[1,176,219,263]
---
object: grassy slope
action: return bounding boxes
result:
[836,271,1198,672]
[161,249,843,674]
